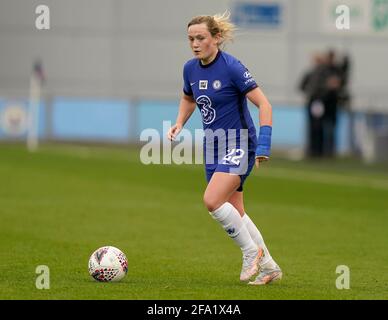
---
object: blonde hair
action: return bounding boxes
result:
[187,11,236,48]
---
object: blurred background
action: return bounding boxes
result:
[1,0,388,300]
[0,0,387,162]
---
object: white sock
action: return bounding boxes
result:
[211,202,257,255]
[242,213,276,268]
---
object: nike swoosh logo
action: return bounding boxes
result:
[190,82,196,86]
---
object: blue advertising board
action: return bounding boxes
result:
[232,2,282,28]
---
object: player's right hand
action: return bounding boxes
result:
[167,124,182,141]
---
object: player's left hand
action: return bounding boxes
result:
[255,156,269,168]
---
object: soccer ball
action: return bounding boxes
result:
[88,246,128,282]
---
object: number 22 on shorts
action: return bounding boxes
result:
[222,148,245,165]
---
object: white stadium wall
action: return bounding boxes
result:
[0,0,387,111]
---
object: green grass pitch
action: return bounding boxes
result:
[0,144,387,299]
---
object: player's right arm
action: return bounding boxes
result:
[167,93,196,141]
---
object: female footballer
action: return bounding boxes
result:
[167,12,282,285]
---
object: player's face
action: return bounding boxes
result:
[188,23,219,64]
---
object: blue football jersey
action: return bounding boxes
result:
[183,50,258,152]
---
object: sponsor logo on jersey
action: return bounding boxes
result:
[243,71,252,78]
[244,78,255,85]
[199,80,208,90]
[196,95,216,124]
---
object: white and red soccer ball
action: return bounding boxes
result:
[88,246,128,282]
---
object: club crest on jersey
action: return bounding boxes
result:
[212,80,222,90]
[199,80,208,90]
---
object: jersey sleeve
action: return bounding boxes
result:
[229,61,258,95]
[183,63,193,96]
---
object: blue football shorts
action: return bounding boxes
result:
[204,148,256,192]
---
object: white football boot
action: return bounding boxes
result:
[248,262,282,285]
[240,247,264,282]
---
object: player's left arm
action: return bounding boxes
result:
[246,87,273,168]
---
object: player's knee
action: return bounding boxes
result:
[203,193,222,212]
